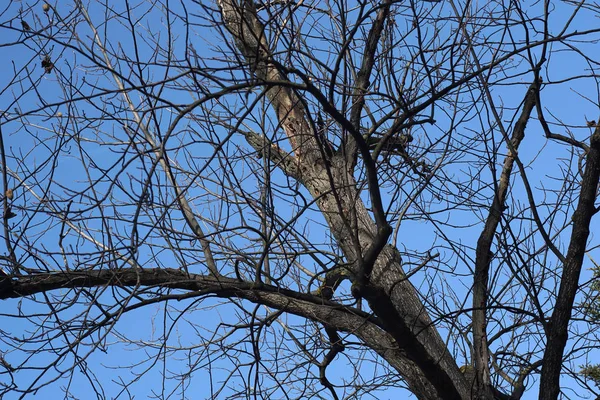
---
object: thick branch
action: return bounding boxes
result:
[0,268,439,399]
[539,125,600,400]
[242,129,302,181]
[218,2,467,398]
[473,80,538,397]
[346,2,392,166]
[218,0,321,160]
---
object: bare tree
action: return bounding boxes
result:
[1,0,600,399]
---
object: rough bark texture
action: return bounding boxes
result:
[215,1,471,398]
[305,159,469,399]
[539,126,600,400]
[0,268,442,399]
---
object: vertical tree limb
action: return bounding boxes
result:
[539,125,600,400]
[472,80,538,398]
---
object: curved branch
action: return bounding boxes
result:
[0,267,439,399]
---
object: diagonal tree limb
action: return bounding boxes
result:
[217,0,387,277]
[539,124,600,400]
[346,1,392,168]
[217,1,472,398]
[0,266,440,400]
[242,129,302,181]
[76,2,220,277]
[217,0,321,160]
[472,80,539,398]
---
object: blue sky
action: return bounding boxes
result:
[1,0,600,399]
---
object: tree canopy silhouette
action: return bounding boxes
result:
[1,1,600,399]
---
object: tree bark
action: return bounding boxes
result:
[539,126,600,400]
[472,81,539,399]
[0,268,443,399]
[216,0,471,398]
